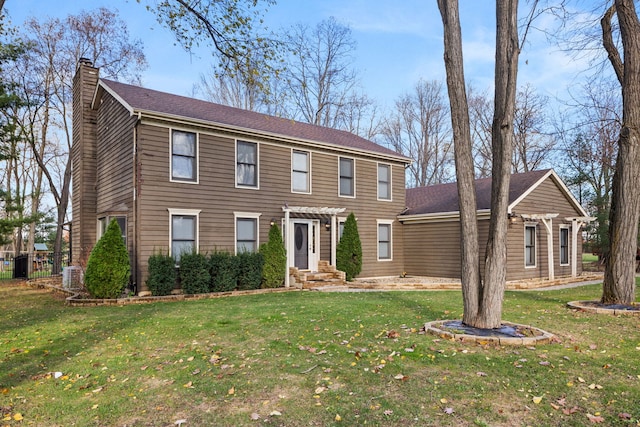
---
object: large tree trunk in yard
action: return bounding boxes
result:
[437,0,482,324]
[480,0,520,328]
[439,0,520,328]
[601,0,640,305]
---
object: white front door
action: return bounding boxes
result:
[291,219,319,271]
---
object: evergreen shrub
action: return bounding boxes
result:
[179,252,210,294]
[259,224,286,288]
[84,218,130,298]
[336,212,362,281]
[237,251,264,290]
[209,250,238,292]
[146,250,176,296]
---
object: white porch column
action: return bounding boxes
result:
[542,218,555,281]
[330,214,337,266]
[566,216,595,277]
[284,207,291,287]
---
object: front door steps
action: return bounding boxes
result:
[289,260,346,289]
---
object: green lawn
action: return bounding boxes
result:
[1,281,639,427]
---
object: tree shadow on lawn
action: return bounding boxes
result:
[0,306,135,390]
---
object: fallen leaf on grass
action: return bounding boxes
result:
[13,413,23,421]
[228,386,235,395]
[334,414,341,421]
[269,411,282,416]
[588,384,603,390]
[476,371,487,377]
[443,407,454,415]
[618,413,632,420]
[387,330,400,339]
[562,406,580,415]
[394,374,408,381]
[532,396,543,404]
[587,413,604,423]
[250,413,260,420]
[383,410,393,416]
[315,386,326,394]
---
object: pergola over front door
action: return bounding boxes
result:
[282,205,346,287]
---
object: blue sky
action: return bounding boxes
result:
[6,0,598,111]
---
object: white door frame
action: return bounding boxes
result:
[288,219,320,272]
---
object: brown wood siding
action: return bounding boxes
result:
[403,176,585,281]
[134,122,407,289]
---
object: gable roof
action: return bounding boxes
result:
[96,79,409,162]
[402,169,587,218]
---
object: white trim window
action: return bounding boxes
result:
[377,220,393,261]
[236,140,259,188]
[377,163,392,201]
[339,157,355,197]
[168,209,201,262]
[170,130,198,183]
[525,224,536,267]
[559,226,570,266]
[291,150,311,193]
[234,212,261,253]
[97,216,127,247]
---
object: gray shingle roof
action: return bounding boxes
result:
[404,169,552,215]
[99,79,407,160]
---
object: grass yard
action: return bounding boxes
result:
[1,281,639,427]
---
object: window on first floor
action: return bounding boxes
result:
[377,221,393,261]
[525,224,536,267]
[235,213,261,253]
[171,130,198,183]
[98,215,127,247]
[560,226,570,266]
[169,209,200,262]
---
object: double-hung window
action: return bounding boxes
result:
[377,221,393,261]
[378,163,391,200]
[98,216,127,247]
[560,227,570,266]
[339,157,355,197]
[292,150,310,193]
[525,225,536,267]
[171,130,197,182]
[235,213,261,253]
[169,209,200,263]
[237,141,258,188]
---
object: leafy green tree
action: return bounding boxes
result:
[336,212,362,281]
[259,224,286,288]
[84,219,130,298]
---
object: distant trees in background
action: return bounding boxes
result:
[0,7,146,272]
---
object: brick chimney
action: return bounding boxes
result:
[71,59,99,265]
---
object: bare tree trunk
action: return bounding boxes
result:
[478,0,520,328]
[601,0,640,305]
[437,0,481,324]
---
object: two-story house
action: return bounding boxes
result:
[72,59,411,293]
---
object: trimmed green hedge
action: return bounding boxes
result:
[179,252,210,295]
[237,251,264,290]
[146,251,176,296]
[209,250,238,292]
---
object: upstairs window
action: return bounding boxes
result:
[378,164,391,200]
[292,150,310,193]
[237,141,258,188]
[171,130,197,182]
[339,157,355,197]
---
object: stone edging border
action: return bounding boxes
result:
[24,276,300,306]
[567,300,640,316]
[424,320,555,346]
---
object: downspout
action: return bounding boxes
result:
[132,112,141,293]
